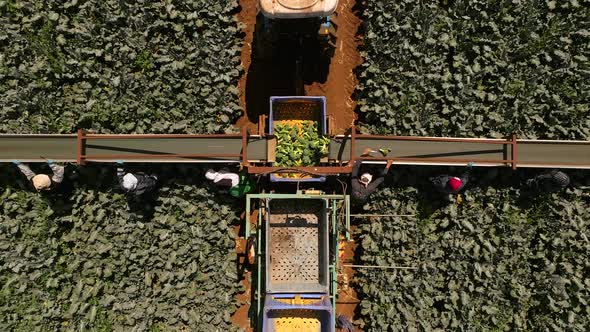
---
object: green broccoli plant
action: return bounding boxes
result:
[274,121,329,168]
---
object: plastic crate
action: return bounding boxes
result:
[265,199,329,294]
[269,96,327,183]
[262,294,333,332]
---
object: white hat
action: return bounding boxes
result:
[32,174,51,191]
[205,169,218,181]
[360,173,373,186]
[122,173,138,190]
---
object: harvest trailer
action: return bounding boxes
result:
[245,192,350,331]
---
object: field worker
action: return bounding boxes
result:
[116,161,158,196]
[12,160,65,191]
[430,162,474,201]
[351,160,392,202]
[205,168,254,198]
[526,169,569,193]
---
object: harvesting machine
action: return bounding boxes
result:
[245,97,347,331]
[256,0,338,94]
[245,191,350,332]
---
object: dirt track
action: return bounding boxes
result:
[234,0,362,135]
[232,0,363,329]
[305,0,362,134]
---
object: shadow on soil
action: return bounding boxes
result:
[245,14,331,125]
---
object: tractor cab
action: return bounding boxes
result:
[259,0,338,19]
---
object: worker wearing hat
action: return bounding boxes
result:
[116,161,158,196]
[205,168,254,198]
[430,162,474,201]
[351,159,392,202]
[12,160,65,191]
[526,169,569,193]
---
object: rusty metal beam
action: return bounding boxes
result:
[360,156,512,164]
[83,133,242,139]
[1,129,589,169]
[77,129,85,165]
[247,165,352,175]
[83,153,242,159]
[511,134,518,170]
[355,134,511,144]
[241,127,249,167]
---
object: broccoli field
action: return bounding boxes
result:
[356,0,589,139]
[1,0,244,330]
[0,0,243,134]
[355,171,590,331]
[0,165,242,331]
[354,1,590,331]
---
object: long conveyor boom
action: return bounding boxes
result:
[0,131,588,169]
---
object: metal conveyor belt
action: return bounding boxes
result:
[0,132,588,169]
[329,136,590,169]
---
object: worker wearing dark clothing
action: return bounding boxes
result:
[116,162,158,196]
[526,169,569,193]
[351,160,391,202]
[430,163,473,200]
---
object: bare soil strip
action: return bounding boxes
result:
[234,0,362,135]
[305,0,362,134]
[232,0,363,329]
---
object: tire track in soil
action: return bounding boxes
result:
[231,210,255,332]
[234,0,258,135]
[338,225,361,332]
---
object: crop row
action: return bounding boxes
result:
[0,164,241,331]
[354,1,590,330]
[0,2,245,329]
[356,0,589,139]
[0,0,243,134]
[355,168,590,331]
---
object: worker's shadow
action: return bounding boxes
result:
[125,192,158,220]
[45,178,77,215]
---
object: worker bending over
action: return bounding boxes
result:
[351,160,392,202]
[526,169,569,193]
[116,162,158,196]
[13,160,65,191]
[430,162,474,201]
[205,168,253,198]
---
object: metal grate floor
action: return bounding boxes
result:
[268,200,322,287]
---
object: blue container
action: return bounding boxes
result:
[269,96,327,183]
[262,294,333,332]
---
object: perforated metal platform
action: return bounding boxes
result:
[266,199,329,293]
